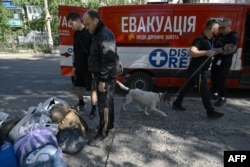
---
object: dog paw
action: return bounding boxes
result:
[144,111,150,116]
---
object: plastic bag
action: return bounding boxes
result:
[27,106,36,115]
[22,144,67,167]
[34,97,68,116]
[0,141,19,167]
[39,114,52,124]
[38,114,59,135]
[40,123,59,135]
[0,117,21,142]
[9,113,40,142]
[0,112,9,128]
[14,123,58,165]
[57,128,85,155]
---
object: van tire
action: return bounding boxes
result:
[127,72,154,91]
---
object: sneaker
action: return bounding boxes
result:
[207,110,224,119]
[214,99,226,107]
[75,103,85,111]
[87,133,106,146]
[172,102,186,111]
[210,93,219,100]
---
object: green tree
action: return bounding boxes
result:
[0,3,10,42]
[11,0,87,45]
[1,0,147,51]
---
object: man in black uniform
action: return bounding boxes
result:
[211,18,238,107]
[172,19,224,119]
[82,10,117,145]
[67,12,97,119]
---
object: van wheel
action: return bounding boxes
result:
[128,72,154,91]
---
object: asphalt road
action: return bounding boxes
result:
[1,52,250,167]
[0,52,248,99]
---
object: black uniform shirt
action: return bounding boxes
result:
[214,31,238,61]
[73,28,91,71]
[188,33,213,72]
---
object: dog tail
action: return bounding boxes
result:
[116,80,129,91]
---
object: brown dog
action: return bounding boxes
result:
[50,103,88,134]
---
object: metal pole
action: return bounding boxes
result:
[44,0,53,53]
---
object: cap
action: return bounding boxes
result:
[219,18,232,27]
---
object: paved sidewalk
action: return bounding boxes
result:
[1,92,249,167]
[63,96,250,167]
[1,53,249,167]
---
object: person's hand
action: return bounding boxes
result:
[214,48,223,54]
[72,67,75,75]
[99,82,106,92]
[224,44,234,50]
[223,44,237,54]
[206,50,216,57]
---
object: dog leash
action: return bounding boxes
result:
[175,56,211,96]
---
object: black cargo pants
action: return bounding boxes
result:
[93,75,115,137]
[174,68,215,113]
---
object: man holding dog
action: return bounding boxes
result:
[172,19,224,119]
[82,10,117,145]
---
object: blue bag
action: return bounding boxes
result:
[22,144,67,167]
[0,141,19,167]
[14,123,58,165]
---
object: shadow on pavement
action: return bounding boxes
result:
[0,54,250,166]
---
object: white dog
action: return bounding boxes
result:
[116,81,169,117]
